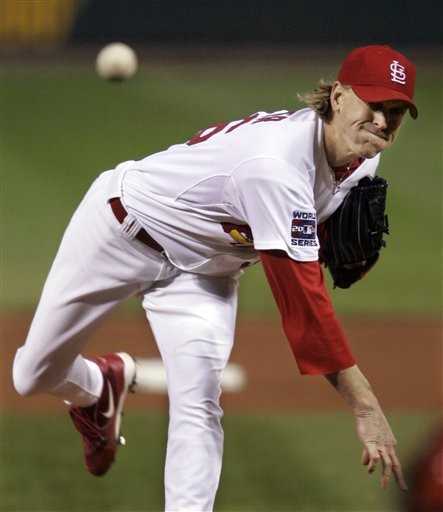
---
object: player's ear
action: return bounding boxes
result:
[330,81,346,116]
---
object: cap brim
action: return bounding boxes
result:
[352,85,418,119]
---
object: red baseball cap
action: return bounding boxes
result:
[338,45,418,119]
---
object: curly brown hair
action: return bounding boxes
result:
[297,79,334,120]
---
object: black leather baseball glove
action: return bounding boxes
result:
[318,176,389,289]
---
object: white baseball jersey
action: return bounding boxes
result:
[106,108,380,276]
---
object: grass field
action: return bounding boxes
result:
[0,411,439,512]
[0,55,441,314]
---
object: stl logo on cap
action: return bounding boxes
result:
[390,60,407,85]
[338,45,418,118]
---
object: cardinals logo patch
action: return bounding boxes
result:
[291,211,318,247]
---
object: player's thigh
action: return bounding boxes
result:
[142,272,240,402]
[17,171,172,371]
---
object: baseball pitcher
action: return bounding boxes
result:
[13,45,416,511]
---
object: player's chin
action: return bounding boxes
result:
[360,138,391,158]
[355,143,379,159]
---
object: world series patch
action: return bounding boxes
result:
[291,210,318,247]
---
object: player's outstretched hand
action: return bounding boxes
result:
[326,365,408,491]
[354,404,408,491]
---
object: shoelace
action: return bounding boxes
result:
[70,408,108,448]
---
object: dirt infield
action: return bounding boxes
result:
[1,311,441,413]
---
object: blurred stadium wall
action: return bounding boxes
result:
[69,0,443,46]
[0,0,80,49]
[1,0,441,50]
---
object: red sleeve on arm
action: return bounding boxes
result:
[259,250,356,375]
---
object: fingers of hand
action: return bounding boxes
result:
[357,410,407,490]
[367,445,408,491]
[388,447,408,491]
[361,448,370,466]
[379,449,393,489]
[365,443,380,473]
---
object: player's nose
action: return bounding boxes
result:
[372,110,388,130]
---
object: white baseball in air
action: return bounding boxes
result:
[96,42,138,81]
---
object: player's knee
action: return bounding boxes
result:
[12,365,40,397]
[166,358,226,432]
[12,349,48,397]
[187,397,223,421]
[13,368,39,397]
[170,392,224,434]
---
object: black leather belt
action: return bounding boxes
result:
[109,198,164,253]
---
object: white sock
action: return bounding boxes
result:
[59,358,104,407]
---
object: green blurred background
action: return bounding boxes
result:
[1,59,442,314]
[0,1,442,511]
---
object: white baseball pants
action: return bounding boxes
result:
[12,170,239,512]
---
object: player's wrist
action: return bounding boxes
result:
[351,395,380,415]
[327,365,380,412]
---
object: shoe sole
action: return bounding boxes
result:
[114,352,136,444]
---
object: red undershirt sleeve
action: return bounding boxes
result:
[259,250,356,375]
